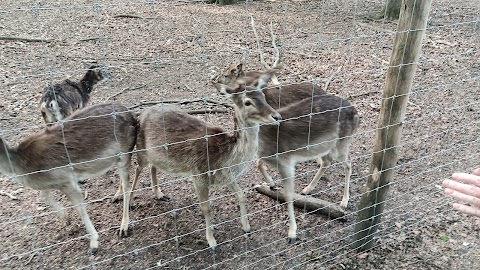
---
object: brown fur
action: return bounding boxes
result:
[257,94,359,242]
[214,63,326,109]
[0,103,137,253]
[131,71,281,251]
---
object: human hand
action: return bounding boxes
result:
[442,168,480,217]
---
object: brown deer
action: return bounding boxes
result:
[257,94,359,243]
[131,69,281,251]
[40,66,106,124]
[0,103,137,254]
[213,63,326,109]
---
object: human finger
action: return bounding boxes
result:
[453,203,480,218]
[444,187,480,208]
[442,179,480,199]
[473,168,480,176]
[451,173,480,187]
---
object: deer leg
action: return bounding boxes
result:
[301,155,332,195]
[127,164,144,206]
[118,158,132,238]
[340,156,352,209]
[257,159,277,188]
[112,181,123,203]
[63,182,99,254]
[150,165,168,201]
[41,189,68,223]
[226,181,250,233]
[193,179,218,252]
[279,164,297,244]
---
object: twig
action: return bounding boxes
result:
[128,98,233,110]
[105,84,147,101]
[24,251,39,265]
[187,109,228,115]
[0,36,52,43]
[0,190,19,200]
[288,51,319,59]
[77,37,99,42]
[324,60,347,92]
[113,14,144,19]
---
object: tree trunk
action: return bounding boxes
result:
[380,0,403,20]
[352,0,432,252]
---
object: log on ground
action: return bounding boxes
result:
[255,185,346,220]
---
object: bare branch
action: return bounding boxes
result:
[0,36,52,43]
[186,109,228,115]
[128,98,233,110]
[255,185,346,219]
[105,84,147,101]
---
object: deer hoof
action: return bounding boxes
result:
[287,237,297,244]
[118,228,130,238]
[88,247,98,255]
[212,245,221,253]
[157,195,171,202]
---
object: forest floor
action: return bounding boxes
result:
[0,0,479,269]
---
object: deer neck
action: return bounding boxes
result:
[231,108,259,163]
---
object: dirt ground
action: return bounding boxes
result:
[0,0,479,269]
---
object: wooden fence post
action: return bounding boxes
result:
[351,0,432,251]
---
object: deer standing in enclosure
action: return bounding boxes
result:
[0,103,137,254]
[258,95,359,242]
[131,70,281,251]
[40,66,105,123]
[216,63,358,242]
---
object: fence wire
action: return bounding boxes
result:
[0,0,479,269]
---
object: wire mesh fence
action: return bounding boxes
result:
[0,0,479,269]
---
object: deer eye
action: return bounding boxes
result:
[244,100,253,107]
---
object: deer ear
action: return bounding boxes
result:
[255,73,273,89]
[212,82,235,97]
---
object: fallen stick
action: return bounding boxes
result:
[255,185,346,219]
[113,14,144,19]
[77,37,100,42]
[105,84,147,101]
[128,98,232,110]
[0,190,19,200]
[187,109,228,115]
[0,36,52,43]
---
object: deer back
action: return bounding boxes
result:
[137,106,236,176]
[258,95,358,160]
[7,103,137,188]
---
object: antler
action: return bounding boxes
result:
[250,16,281,85]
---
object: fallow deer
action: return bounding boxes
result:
[131,70,281,251]
[0,103,137,254]
[213,63,326,109]
[257,94,359,243]
[40,66,105,124]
